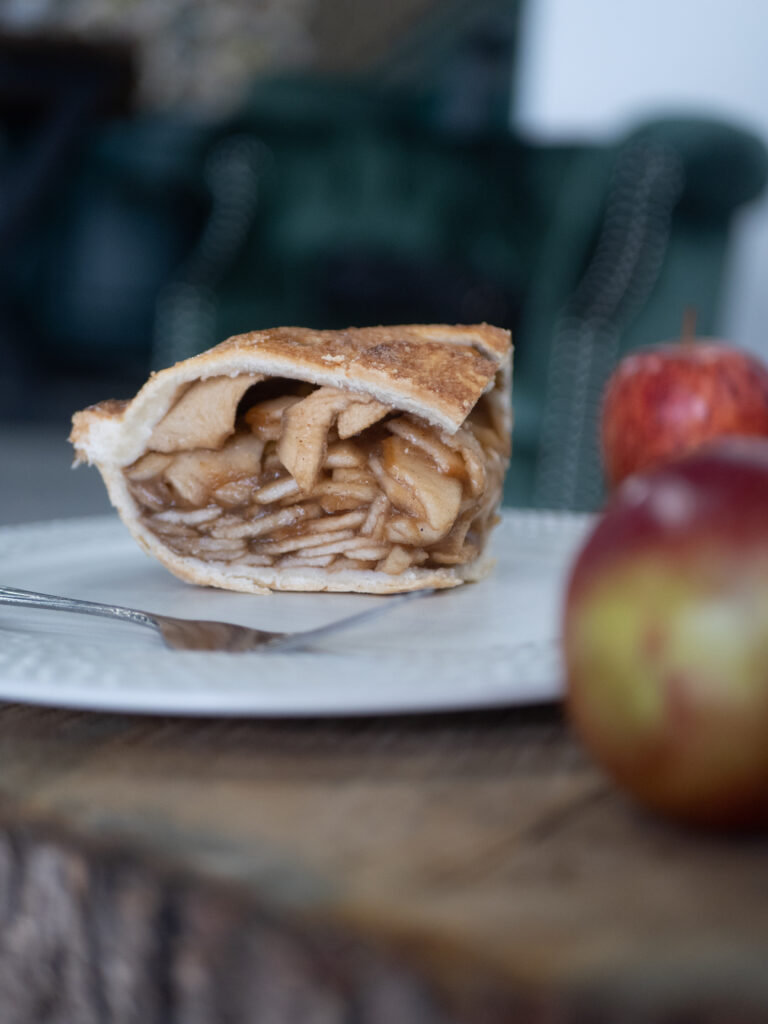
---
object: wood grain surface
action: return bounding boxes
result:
[0,701,767,1022]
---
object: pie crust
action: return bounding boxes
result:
[70,324,512,594]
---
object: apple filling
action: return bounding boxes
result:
[124,378,510,576]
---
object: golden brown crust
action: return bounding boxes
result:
[70,398,127,439]
[94,398,130,416]
[189,324,509,432]
[70,323,511,468]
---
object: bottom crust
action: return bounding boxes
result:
[146,540,493,595]
[103,465,493,595]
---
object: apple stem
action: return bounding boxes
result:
[682,307,697,345]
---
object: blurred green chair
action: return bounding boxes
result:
[9,77,768,509]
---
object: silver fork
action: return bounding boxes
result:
[0,584,435,652]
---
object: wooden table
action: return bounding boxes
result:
[1,701,767,1023]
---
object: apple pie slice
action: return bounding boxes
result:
[70,324,512,594]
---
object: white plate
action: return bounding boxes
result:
[0,510,592,716]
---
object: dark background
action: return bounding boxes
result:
[0,0,765,515]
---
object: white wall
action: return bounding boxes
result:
[513,0,768,356]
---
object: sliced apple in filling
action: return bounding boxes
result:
[122,375,508,577]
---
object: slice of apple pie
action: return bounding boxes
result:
[70,324,512,594]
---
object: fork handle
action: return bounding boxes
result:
[0,584,157,630]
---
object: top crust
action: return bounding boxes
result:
[71,324,512,468]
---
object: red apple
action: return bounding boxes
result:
[601,341,768,488]
[564,438,768,829]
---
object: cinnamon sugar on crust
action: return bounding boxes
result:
[183,323,509,432]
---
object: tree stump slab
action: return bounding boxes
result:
[0,702,766,1022]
